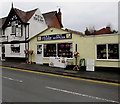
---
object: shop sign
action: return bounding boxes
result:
[37,33,72,41]
[33,14,44,22]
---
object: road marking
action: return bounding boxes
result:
[1,66,120,86]
[0,75,23,83]
[46,86,119,103]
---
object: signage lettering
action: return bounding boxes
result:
[34,14,44,22]
[37,33,72,41]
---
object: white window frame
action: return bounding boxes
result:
[43,42,73,59]
[16,25,22,37]
[11,44,20,54]
[96,43,120,61]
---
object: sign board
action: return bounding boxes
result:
[86,59,95,71]
[33,14,44,22]
[37,33,72,41]
[49,57,67,68]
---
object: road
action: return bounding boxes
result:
[1,67,119,103]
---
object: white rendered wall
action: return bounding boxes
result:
[0,46,1,58]
[28,9,48,39]
[5,43,25,58]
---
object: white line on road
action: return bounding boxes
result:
[46,86,119,103]
[0,75,23,83]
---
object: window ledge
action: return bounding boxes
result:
[96,59,120,62]
[11,53,21,55]
[43,57,73,59]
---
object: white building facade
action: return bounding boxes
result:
[0,6,48,61]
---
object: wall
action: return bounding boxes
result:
[29,27,74,63]
[0,46,1,59]
[73,34,119,67]
[29,27,119,68]
[28,9,48,39]
[5,43,25,58]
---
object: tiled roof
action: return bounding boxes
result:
[93,27,112,35]
[65,28,84,35]
[42,11,57,25]
[85,26,112,35]
[14,8,38,23]
[0,17,6,28]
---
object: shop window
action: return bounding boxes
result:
[44,44,56,57]
[58,43,72,58]
[108,44,119,59]
[11,44,20,53]
[97,44,119,60]
[97,44,107,59]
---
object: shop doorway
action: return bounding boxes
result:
[36,44,43,64]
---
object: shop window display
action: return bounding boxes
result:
[108,44,119,59]
[97,44,119,60]
[43,43,73,58]
[58,43,72,58]
[97,45,107,59]
[44,44,56,57]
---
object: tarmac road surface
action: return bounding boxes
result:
[1,67,119,103]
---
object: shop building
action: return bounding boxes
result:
[0,4,62,61]
[28,27,119,69]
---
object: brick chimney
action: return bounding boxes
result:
[57,8,62,23]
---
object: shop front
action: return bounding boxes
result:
[29,27,80,68]
[29,27,120,70]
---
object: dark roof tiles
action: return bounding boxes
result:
[14,8,38,23]
[43,11,57,25]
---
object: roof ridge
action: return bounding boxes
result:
[26,8,38,13]
[42,11,57,15]
[14,8,38,23]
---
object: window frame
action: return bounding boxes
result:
[11,44,20,54]
[43,42,73,59]
[96,43,120,61]
[15,25,22,37]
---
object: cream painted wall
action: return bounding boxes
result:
[73,34,119,67]
[29,27,119,68]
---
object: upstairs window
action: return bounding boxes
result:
[11,21,16,34]
[16,25,22,37]
[0,28,2,35]
[11,25,16,34]
[11,21,23,36]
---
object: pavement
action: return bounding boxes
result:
[0,61,120,84]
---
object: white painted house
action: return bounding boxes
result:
[0,4,62,61]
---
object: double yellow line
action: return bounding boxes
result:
[1,66,120,86]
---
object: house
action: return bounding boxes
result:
[0,4,63,61]
[43,8,63,28]
[85,26,116,35]
[28,27,119,70]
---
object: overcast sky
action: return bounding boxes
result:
[0,0,119,33]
